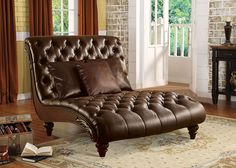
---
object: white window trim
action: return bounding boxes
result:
[149,0,164,47]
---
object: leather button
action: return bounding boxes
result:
[100,47,108,55]
[112,47,119,54]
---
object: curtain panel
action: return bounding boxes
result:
[0,0,18,104]
[29,0,53,36]
[78,0,98,35]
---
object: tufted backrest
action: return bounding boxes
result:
[25,36,126,101]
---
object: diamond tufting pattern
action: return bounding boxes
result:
[25,36,206,157]
[25,36,125,100]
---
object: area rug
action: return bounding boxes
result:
[18,115,236,168]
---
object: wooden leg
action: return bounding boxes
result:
[96,143,109,157]
[188,125,199,139]
[212,59,219,104]
[44,122,54,136]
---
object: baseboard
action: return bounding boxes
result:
[197,91,236,102]
[17,93,31,100]
[132,80,167,89]
[168,78,190,85]
[16,32,30,41]
[196,91,211,98]
[142,80,168,88]
[99,30,106,35]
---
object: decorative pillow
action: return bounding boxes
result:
[48,61,86,99]
[76,60,121,96]
[106,57,132,90]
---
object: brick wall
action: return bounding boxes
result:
[208,0,236,91]
[106,0,128,59]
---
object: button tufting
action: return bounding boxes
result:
[117,41,121,45]
[112,47,120,54]
[34,41,39,47]
[39,57,48,65]
[42,76,51,85]
[74,48,81,55]
[92,40,97,46]
[88,48,94,55]
[120,55,125,61]
[100,47,107,55]
[104,40,110,46]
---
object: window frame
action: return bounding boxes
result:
[52,0,78,35]
[149,0,164,47]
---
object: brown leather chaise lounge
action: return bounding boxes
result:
[25,36,206,157]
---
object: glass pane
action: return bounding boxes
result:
[169,0,192,24]
[184,27,189,57]
[156,25,162,45]
[63,0,68,9]
[151,0,155,22]
[177,27,181,56]
[52,0,61,10]
[151,0,163,22]
[150,0,164,45]
[169,27,175,56]
[157,0,163,18]
[53,11,61,33]
[150,25,155,45]
[63,11,69,33]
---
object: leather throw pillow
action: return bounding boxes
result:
[107,57,132,90]
[48,61,85,99]
[76,60,121,96]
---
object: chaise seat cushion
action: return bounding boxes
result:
[44,90,205,142]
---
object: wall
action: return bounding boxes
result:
[128,0,139,88]
[168,57,192,84]
[14,0,106,99]
[97,1,106,31]
[208,0,236,93]
[14,0,30,100]
[106,0,128,58]
[192,0,209,97]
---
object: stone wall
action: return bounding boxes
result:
[106,0,128,59]
[208,0,236,91]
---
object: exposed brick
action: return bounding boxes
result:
[208,0,236,91]
[106,0,128,62]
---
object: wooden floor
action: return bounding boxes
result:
[1,95,236,167]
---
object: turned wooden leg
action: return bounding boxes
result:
[96,143,109,157]
[44,122,54,136]
[188,125,199,139]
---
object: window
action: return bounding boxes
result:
[169,0,192,57]
[150,0,164,45]
[52,0,78,35]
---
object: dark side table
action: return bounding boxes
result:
[210,45,236,104]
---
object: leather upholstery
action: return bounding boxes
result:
[25,36,125,100]
[48,61,85,98]
[76,60,121,95]
[25,36,206,152]
[54,91,205,142]
[106,57,132,90]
